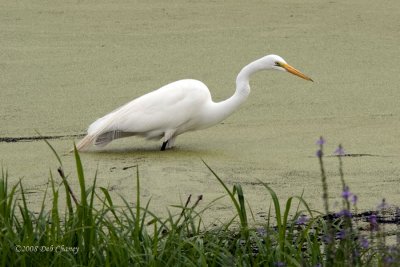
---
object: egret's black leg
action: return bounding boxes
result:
[161,141,168,151]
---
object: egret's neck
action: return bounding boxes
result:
[203,58,266,127]
[235,57,266,94]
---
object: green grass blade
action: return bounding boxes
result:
[18,181,33,241]
[99,187,121,224]
[133,165,141,252]
[73,144,87,208]
[282,197,293,233]
[49,171,61,243]
[57,167,74,215]
[202,161,243,226]
[259,181,282,230]
[0,170,6,219]
[233,184,248,230]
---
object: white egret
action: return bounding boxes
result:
[76,54,312,151]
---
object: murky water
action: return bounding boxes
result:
[1,0,400,223]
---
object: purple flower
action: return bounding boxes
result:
[360,236,369,249]
[337,229,346,240]
[334,145,345,156]
[256,227,267,237]
[316,137,326,145]
[369,214,379,231]
[384,256,395,264]
[369,214,377,224]
[274,262,286,267]
[337,209,352,218]
[316,149,323,158]
[296,214,309,225]
[351,195,358,205]
[341,186,352,200]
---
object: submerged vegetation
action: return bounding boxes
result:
[0,139,399,266]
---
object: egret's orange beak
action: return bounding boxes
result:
[281,62,313,82]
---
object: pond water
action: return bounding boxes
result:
[1,0,399,223]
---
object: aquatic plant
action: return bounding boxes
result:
[0,139,399,266]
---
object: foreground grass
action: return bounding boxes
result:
[0,140,399,266]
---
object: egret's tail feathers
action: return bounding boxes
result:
[94,131,136,147]
[75,134,96,151]
[75,131,135,152]
[94,131,115,147]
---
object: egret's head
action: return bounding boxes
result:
[266,54,313,82]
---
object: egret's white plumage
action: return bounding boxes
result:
[76,54,312,151]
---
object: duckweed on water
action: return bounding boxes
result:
[0,140,399,266]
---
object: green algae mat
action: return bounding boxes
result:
[1,0,399,222]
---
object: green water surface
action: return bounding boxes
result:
[1,0,399,222]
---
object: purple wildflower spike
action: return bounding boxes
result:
[384,256,395,264]
[334,145,345,156]
[360,236,369,249]
[351,195,358,205]
[296,214,309,225]
[369,214,379,231]
[341,186,352,200]
[337,229,346,240]
[337,209,352,218]
[316,136,326,145]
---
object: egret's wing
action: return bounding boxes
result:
[77,79,210,150]
[111,80,210,133]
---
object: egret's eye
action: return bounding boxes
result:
[274,61,281,67]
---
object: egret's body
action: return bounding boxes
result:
[76,54,312,151]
